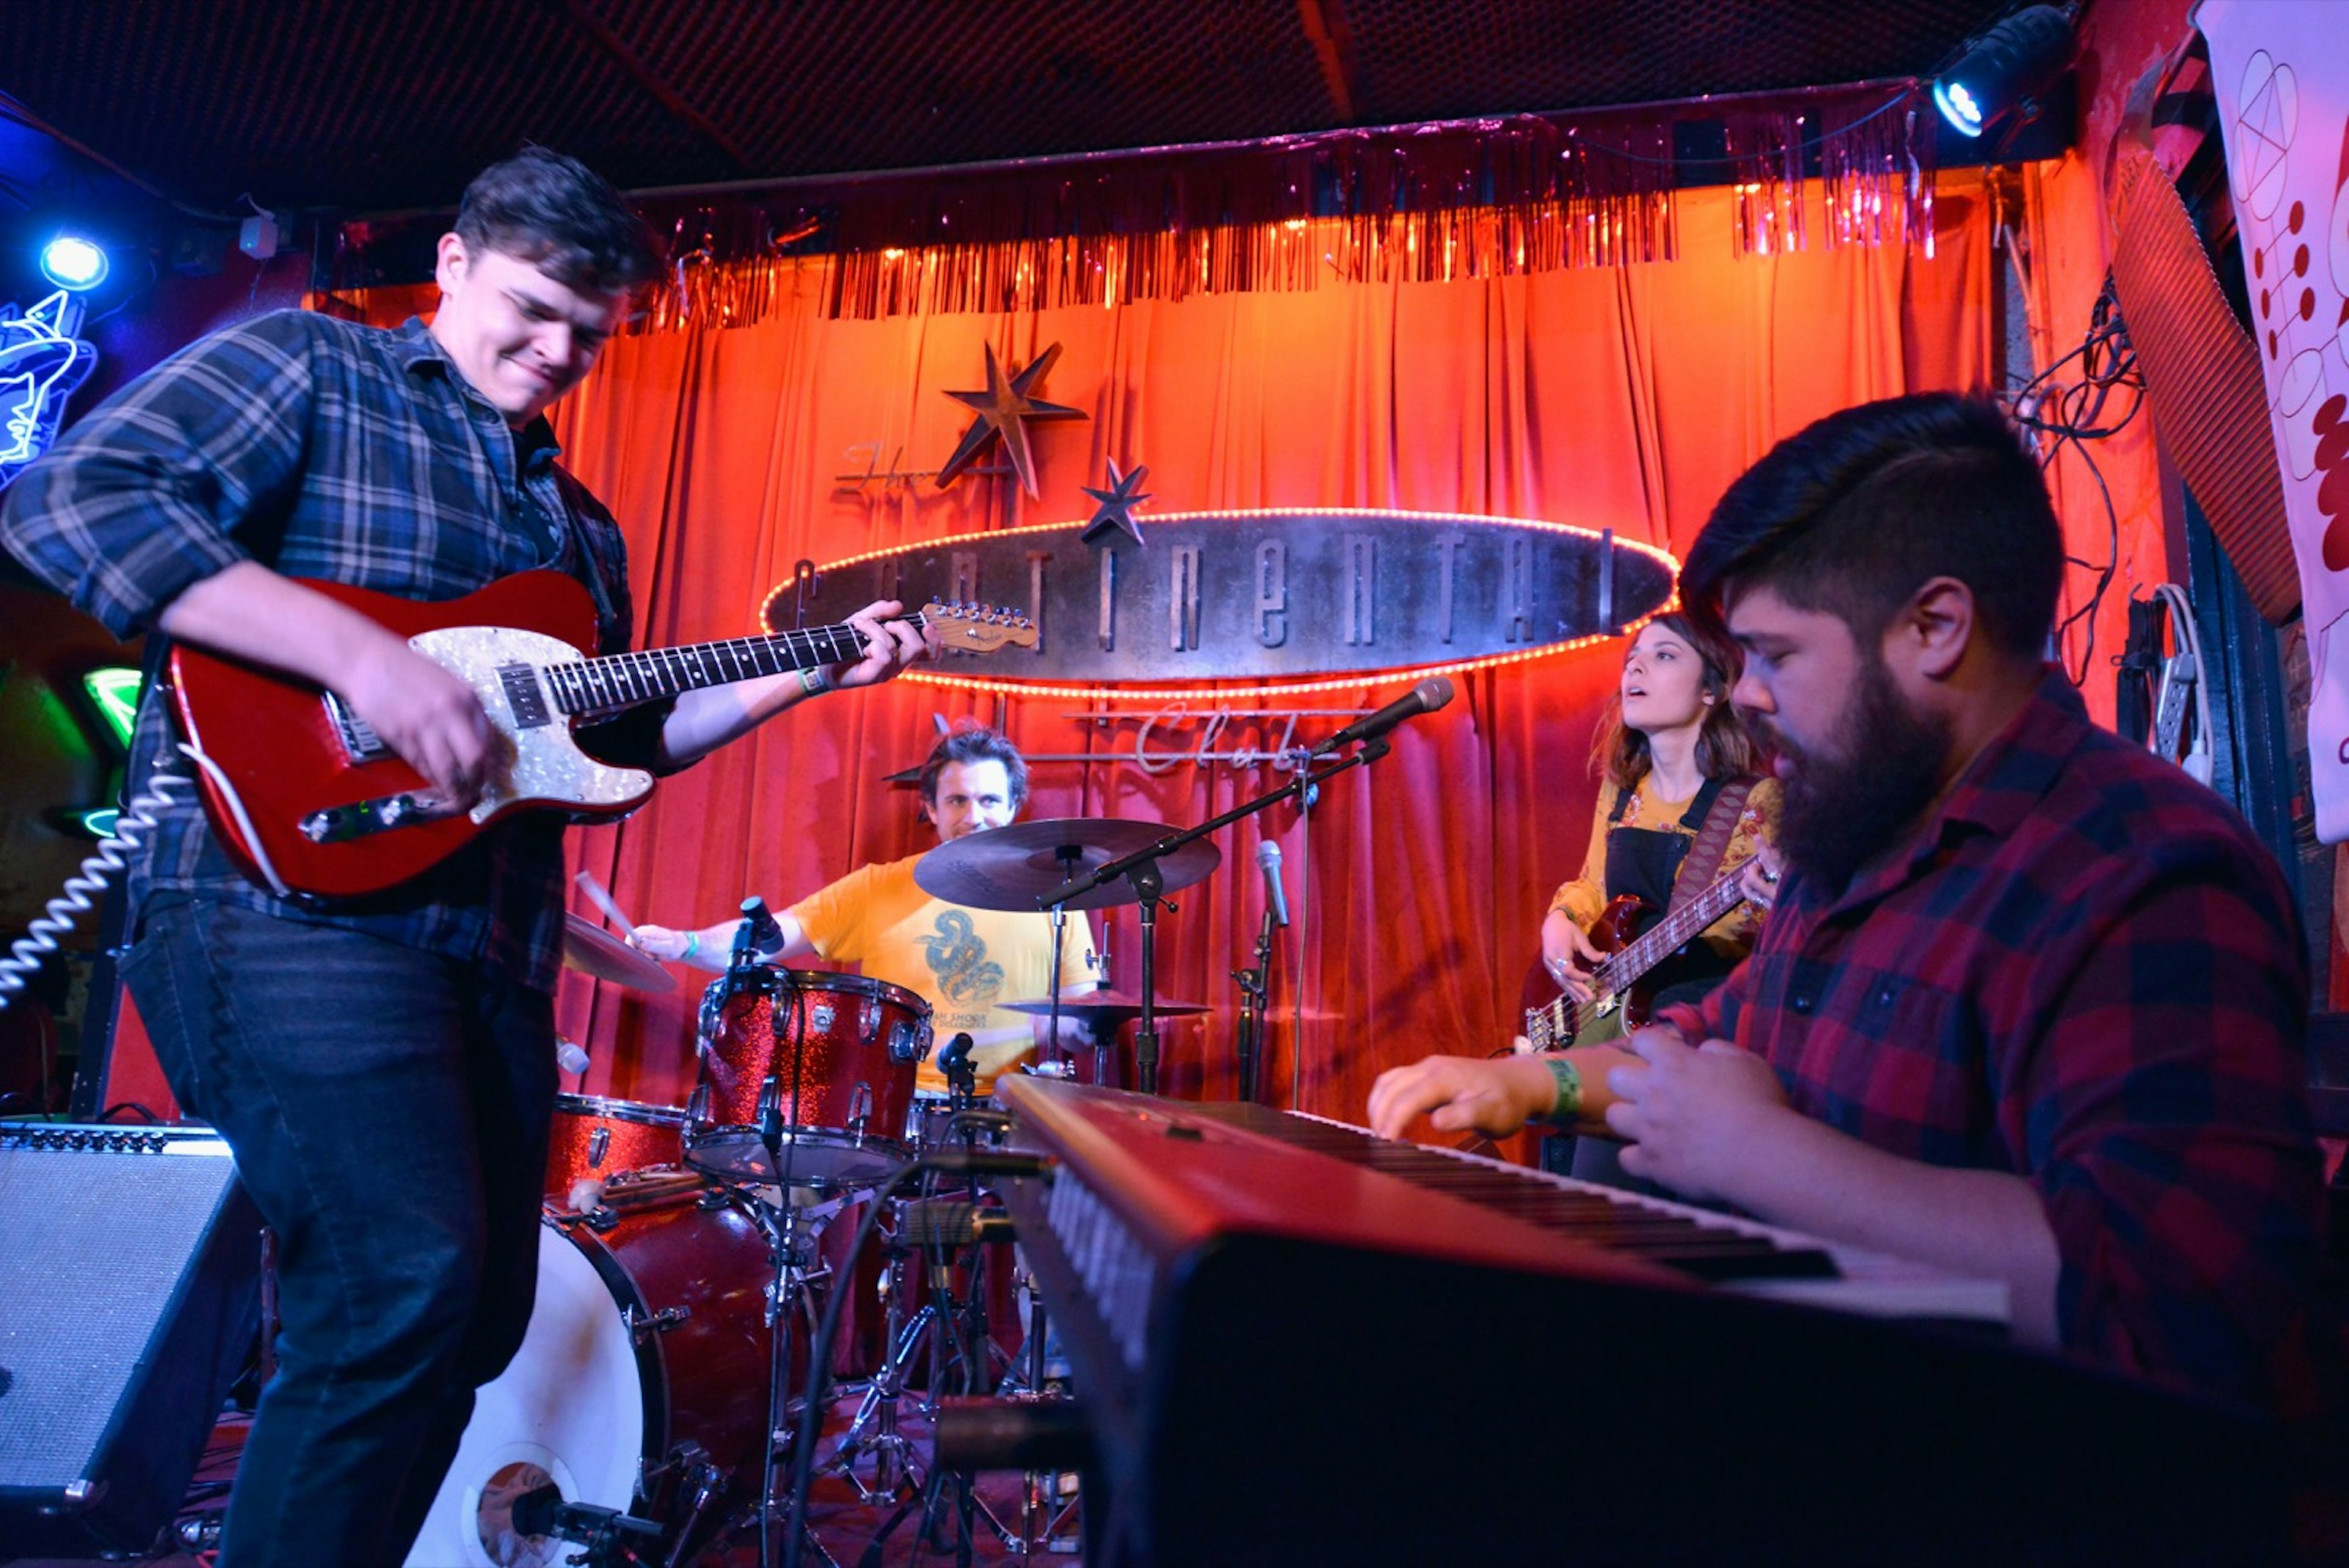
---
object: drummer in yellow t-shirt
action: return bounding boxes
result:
[631,727,1099,1094]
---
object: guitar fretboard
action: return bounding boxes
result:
[1524,871,1751,1050]
[538,617,916,715]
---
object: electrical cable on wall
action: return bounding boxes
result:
[2002,272,2145,688]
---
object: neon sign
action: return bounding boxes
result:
[0,290,98,486]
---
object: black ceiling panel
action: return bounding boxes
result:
[0,0,2022,215]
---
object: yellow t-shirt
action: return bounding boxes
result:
[790,853,1099,1093]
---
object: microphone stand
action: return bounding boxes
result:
[1039,738,1391,1096]
[1231,902,1275,1105]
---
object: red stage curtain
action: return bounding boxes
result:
[332,174,1997,1131]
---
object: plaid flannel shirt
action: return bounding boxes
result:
[1,310,650,994]
[1664,672,2337,1413]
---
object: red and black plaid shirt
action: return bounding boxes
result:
[1666,671,2336,1413]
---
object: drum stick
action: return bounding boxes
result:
[573,871,637,935]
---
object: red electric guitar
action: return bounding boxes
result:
[168,571,1035,898]
[1518,864,1757,1050]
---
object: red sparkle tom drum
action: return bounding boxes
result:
[687,969,932,1189]
[546,1093,687,1203]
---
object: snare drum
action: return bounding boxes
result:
[403,1173,804,1568]
[688,970,931,1189]
[546,1093,687,1200]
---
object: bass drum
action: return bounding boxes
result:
[403,1174,803,1568]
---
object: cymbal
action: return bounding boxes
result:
[562,914,678,993]
[915,818,1222,912]
[998,988,1212,1025]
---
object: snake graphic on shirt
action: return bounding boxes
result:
[921,910,1004,1006]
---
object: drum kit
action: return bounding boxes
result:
[405,823,1220,1568]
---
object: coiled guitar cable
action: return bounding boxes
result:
[0,740,289,1009]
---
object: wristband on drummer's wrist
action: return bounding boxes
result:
[682,931,700,959]
[1540,1057,1583,1125]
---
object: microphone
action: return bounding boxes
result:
[1255,841,1290,928]
[554,1037,590,1077]
[732,896,782,965]
[937,1031,976,1094]
[1308,677,1454,756]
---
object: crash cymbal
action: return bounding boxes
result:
[914,818,1222,912]
[998,988,1212,1024]
[562,914,678,993]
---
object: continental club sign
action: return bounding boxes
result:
[765,509,1677,688]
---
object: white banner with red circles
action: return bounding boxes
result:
[2201,0,2349,839]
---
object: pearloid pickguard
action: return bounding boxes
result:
[410,624,653,823]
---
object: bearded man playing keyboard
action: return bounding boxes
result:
[1370,393,2340,1442]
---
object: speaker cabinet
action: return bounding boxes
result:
[0,1123,260,1556]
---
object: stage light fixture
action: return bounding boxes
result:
[1934,4,2077,141]
[37,234,108,291]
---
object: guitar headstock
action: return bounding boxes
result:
[922,601,1040,653]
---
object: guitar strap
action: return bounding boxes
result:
[1666,776,1756,914]
[551,468,626,652]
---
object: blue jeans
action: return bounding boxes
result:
[122,896,556,1568]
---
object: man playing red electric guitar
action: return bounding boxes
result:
[0,148,932,1567]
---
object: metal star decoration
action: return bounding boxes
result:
[1080,459,1153,546]
[934,341,1086,498]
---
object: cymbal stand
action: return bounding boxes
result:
[748,924,833,1568]
[1040,739,1390,1098]
[746,1173,839,1568]
[852,1123,996,1564]
[1126,859,1167,1094]
[826,1092,967,1503]
[968,1269,1082,1556]
[1044,844,1080,1065]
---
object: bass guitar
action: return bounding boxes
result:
[1519,864,1757,1050]
[168,571,1035,898]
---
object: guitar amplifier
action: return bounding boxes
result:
[0,1123,261,1556]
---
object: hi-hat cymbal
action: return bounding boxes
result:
[915,818,1222,912]
[562,914,678,993]
[998,988,1212,1025]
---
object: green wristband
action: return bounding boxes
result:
[682,931,700,959]
[1541,1057,1583,1125]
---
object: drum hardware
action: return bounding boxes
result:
[623,1302,691,1343]
[508,1481,665,1566]
[939,1332,1088,1560]
[824,1101,981,1505]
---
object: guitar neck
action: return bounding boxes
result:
[1592,871,1748,992]
[538,614,923,714]
[1524,866,1751,1049]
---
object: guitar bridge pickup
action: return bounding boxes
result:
[298,792,459,843]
